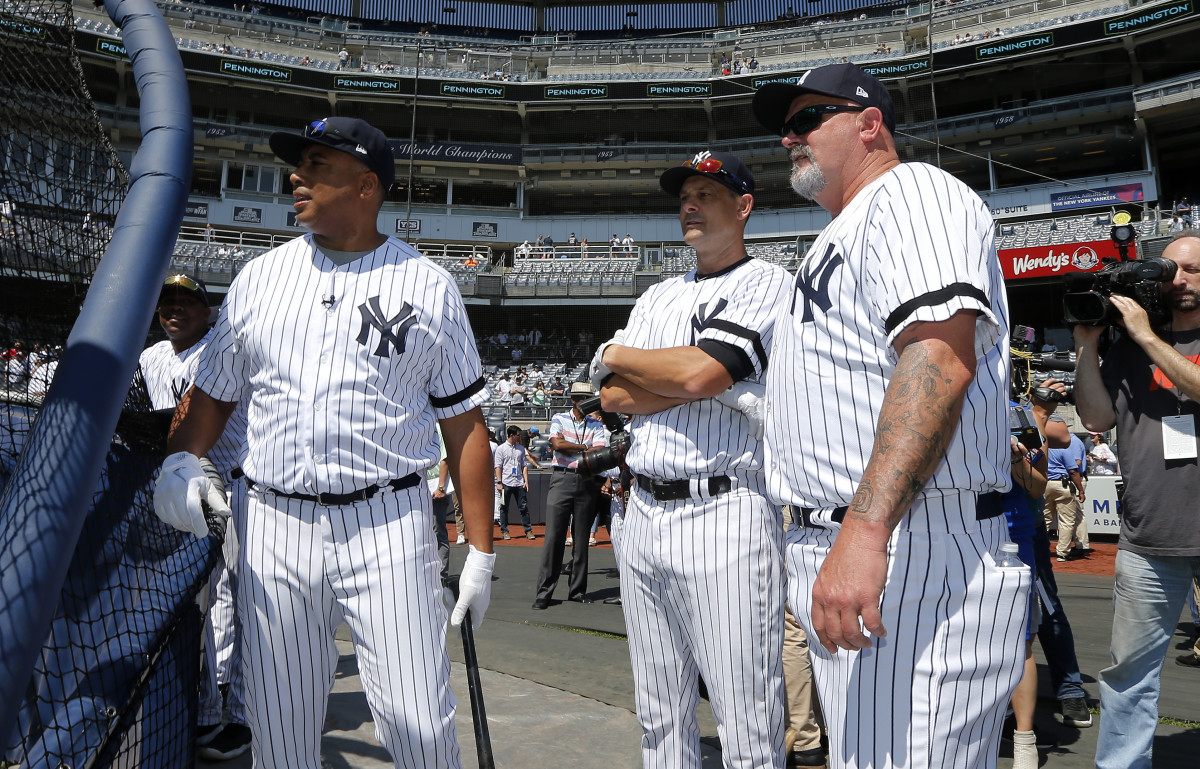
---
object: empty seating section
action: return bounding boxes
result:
[994,211,1173,250]
[506,258,637,297]
[663,241,802,277]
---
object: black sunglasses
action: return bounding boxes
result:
[779,105,868,138]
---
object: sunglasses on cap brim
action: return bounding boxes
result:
[679,157,753,196]
[162,274,203,293]
[779,104,868,138]
[303,119,352,142]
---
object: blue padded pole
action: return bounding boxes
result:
[0,0,192,741]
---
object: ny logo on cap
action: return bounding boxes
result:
[856,86,869,98]
[691,150,713,166]
[355,144,367,154]
[356,296,418,357]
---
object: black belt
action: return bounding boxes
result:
[635,473,732,502]
[248,472,422,505]
[798,491,1004,528]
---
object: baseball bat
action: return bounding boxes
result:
[459,609,496,769]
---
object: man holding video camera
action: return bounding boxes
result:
[1073,231,1200,769]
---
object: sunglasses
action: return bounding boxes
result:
[779,104,868,138]
[163,274,203,293]
[680,156,754,196]
[303,119,351,142]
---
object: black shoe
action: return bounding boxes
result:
[1176,652,1200,668]
[199,723,251,761]
[197,722,224,747]
[1061,697,1093,727]
[532,600,549,610]
[789,746,827,767]
[568,596,594,603]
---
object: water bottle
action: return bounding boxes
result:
[996,542,1023,568]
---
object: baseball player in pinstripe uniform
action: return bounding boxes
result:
[753,64,1030,769]
[591,151,793,769]
[151,117,496,769]
[139,274,253,760]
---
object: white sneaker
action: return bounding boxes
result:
[1011,731,1038,769]
[455,535,465,545]
[589,537,597,546]
[565,537,573,546]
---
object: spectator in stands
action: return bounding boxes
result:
[621,233,635,258]
[218,244,231,258]
[549,376,566,396]
[495,371,512,403]
[0,199,14,237]
[529,326,543,347]
[543,233,555,255]
[535,234,545,256]
[1171,215,1185,233]
[579,236,589,257]
[532,380,547,407]
[509,375,527,405]
[337,47,349,70]
[511,346,524,363]
[749,57,758,70]
[610,234,620,255]
[204,223,215,243]
[517,239,532,258]
[568,233,578,255]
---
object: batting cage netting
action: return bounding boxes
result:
[1,2,216,767]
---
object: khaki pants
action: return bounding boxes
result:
[1044,482,1089,558]
[781,506,824,754]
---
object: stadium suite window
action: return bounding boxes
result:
[226,163,277,194]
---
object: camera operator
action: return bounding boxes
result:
[1073,231,1200,769]
[1043,414,1090,562]
[532,381,607,609]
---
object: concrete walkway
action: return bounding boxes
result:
[201,532,1200,768]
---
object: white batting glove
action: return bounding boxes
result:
[153,451,231,539]
[588,328,625,390]
[451,545,496,631]
[715,380,766,438]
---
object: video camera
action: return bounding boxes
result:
[574,394,631,476]
[1010,324,1075,405]
[1009,402,1043,451]
[1061,220,1176,326]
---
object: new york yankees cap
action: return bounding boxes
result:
[660,151,755,197]
[159,273,210,307]
[752,63,896,135]
[270,117,396,189]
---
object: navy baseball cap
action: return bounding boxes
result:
[660,150,755,197]
[752,63,896,136]
[159,273,210,306]
[270,117,395,189]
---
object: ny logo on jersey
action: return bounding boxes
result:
[356,297,418,357]
[791,243,843,322]
[690,298,728,345]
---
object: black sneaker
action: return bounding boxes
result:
[196,722,223,747]
[1176,652,1200,668]
[199,723,252,761]
[1061,697,1093,727]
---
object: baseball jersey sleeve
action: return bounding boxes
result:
[692,264,789,381]
[864,165,1003,364]
[194,284,251,404]
[429,288,488,419]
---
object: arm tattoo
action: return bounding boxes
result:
[845,339,967,530]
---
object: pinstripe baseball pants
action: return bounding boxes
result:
[620,483,787,769]
[787,493,1030,769]
[235,484,460,769]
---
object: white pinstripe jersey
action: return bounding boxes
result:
[140,328,248,478]
[193,234,488,494]
[622,257,793,482]
[764,162,1011,515]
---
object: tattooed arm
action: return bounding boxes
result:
[810,310,979,652]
